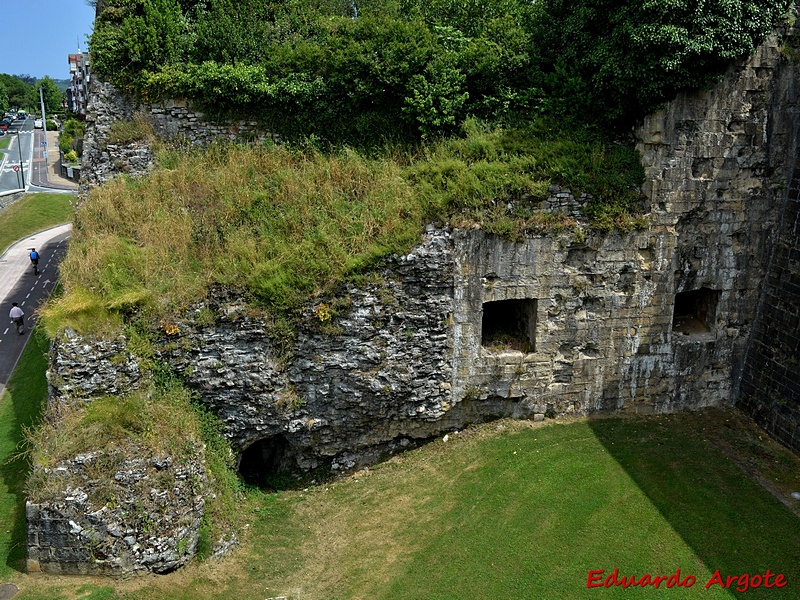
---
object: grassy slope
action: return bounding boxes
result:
[0,328,49,578]
[6,410,800,599]
[0,193,74,255]
[44,129,644,334]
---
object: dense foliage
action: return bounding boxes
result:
[91,0,792,142]
[0,74,38,112]
[0,74,64,114]
[535,0,794,127]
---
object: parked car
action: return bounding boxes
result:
[34,118,43,129]
[17,112,26,120]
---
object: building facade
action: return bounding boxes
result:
[67,52,91,118]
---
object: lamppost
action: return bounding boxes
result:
[14,131,26,189]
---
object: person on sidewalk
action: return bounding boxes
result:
[9,302,24,335]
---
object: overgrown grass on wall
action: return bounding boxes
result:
[43,122,645,335]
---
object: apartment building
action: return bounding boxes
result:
[67,52,91,118]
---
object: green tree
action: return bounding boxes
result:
[404,57,469,139]
[534,0,793,128]
[0,74,36,109]
[36,76,63,115]
[0,83,8,113]
[91,0,190,92]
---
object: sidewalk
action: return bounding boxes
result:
[46,129,79,189]
[29,130,78,191]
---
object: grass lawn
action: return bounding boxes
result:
[0,193,73,256]
[0,327,49,578]
[0,137,10,150]
[2,400,799,599]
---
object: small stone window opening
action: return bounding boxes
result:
[481,299,537,352]
[672,288,720,335]
[237,435,292,488]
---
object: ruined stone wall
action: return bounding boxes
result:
[738,25,800,451]
[81,81,274,189]
[61,28,799,469]
[26,450,209,577]
[36,19,800,578]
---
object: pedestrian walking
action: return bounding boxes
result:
[9,302,24,335]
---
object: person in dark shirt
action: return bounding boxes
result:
[29,248,39,275]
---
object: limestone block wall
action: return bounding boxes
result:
[738,164,800,450]
[634,29,795,409]
[34,15,800,578]
[738,40,800,450]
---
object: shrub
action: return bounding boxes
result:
[58,133,73,154]
[90,0,792,139]
[534,0,793,127]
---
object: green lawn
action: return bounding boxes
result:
[0,327,49,578]
[2,400,799,599]
[0,137,10,150]
[0,193,73,255]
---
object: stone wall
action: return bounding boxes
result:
[36,17,800,578]
[80,81,275,189]
[738,23,800,451]
[26,448,209,577]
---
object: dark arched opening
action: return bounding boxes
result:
[237,435,292,488]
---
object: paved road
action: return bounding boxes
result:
[0,118,34,195]
[0,224,71,393]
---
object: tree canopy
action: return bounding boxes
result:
[37,76,65,115]
[0,74,38,111]
[90,0,793,144]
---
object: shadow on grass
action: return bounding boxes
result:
[587,410,800,595]
[0,327,49,576]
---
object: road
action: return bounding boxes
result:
[0,116,78,392]
[0,224,71,393]
[0,116,34,194]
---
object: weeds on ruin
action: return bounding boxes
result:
[44,121,645,336]
[105,112,156,147]
[24,376,244,552]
